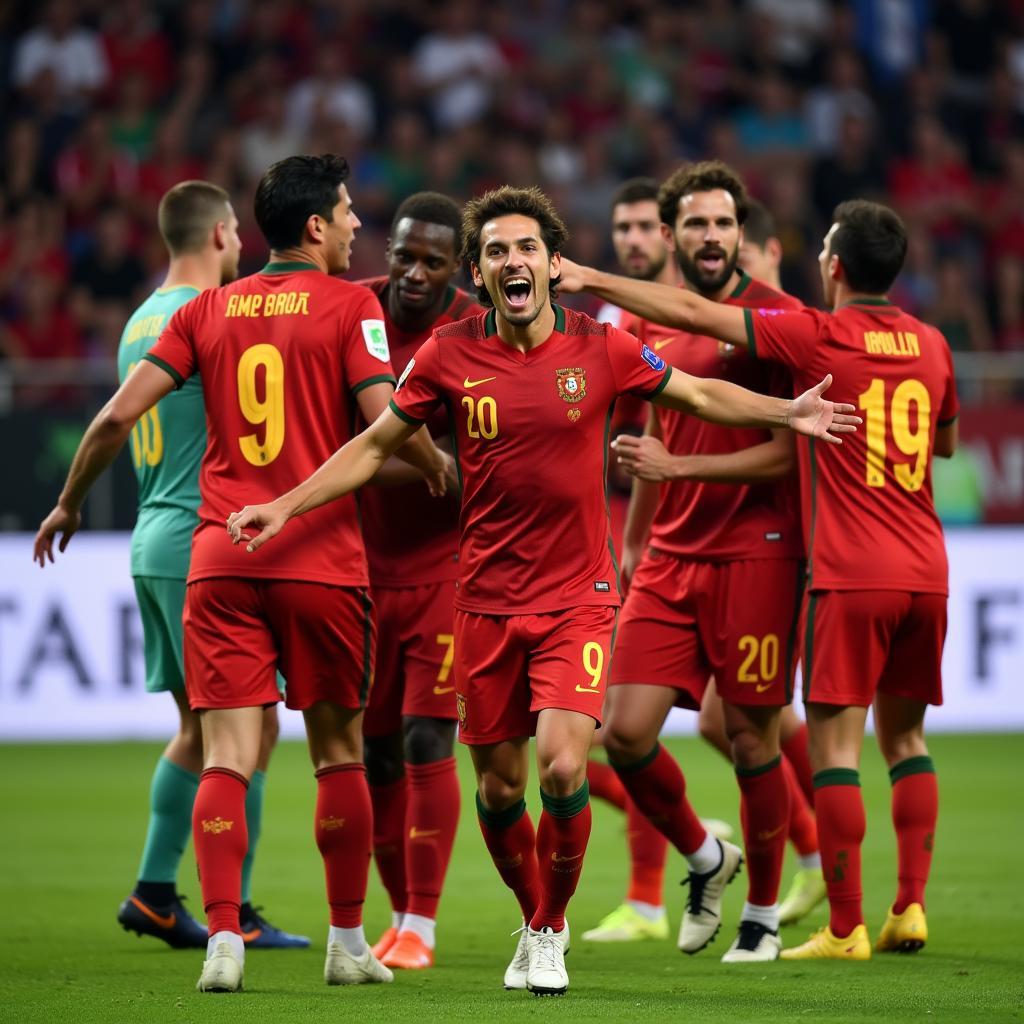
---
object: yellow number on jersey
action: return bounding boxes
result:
[237,344,285,466]
[127,361,163,468]
[574,641,605,694]
[857,378,931,491]
[737,634,780,687]
[462,395,498,439]
[435,633,455,684]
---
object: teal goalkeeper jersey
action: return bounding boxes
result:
[116,286,203,580]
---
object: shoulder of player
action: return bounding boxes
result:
[734,278,803,311]
[354,275,389,301]
[432,307,489,343]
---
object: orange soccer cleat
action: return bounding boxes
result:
[371,926,400,960]
[381,930,434,970]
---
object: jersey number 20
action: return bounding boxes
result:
[238,344,285,466]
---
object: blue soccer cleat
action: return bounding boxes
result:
[117,892,208,949]
[240,904,311,949]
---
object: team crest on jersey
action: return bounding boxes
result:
[556,367,587,403]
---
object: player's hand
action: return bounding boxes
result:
[33,503,81,567]
[612,433,678,482]
[422,447,452,498]
[620,542,643,593]
[226,501,289,553]
[556,257,586,294]
[788,374,861,445]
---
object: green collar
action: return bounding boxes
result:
[261,260,319,274]
[728,270,751,298]
[838,296,894,309]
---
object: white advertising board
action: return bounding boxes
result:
[0,531,1021,740]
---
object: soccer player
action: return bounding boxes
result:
[559,198,954,961]
[111,180,306,952]
[34,154,450,993]
[358,192,480,970]
[737,199,785,289]
[223,185,858,995]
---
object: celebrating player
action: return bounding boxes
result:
[358,192,480,970]
[224,185,858,995]
[559,198,954,961]
[35,154,450,993]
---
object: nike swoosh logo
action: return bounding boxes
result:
[755,683,774,693]
[551,851,583,863]
[574,685,600,694]
[653,338,677,351]
[464,375,497,388]
[433,685,455,695]
[130,897,176,930]
[241,928,262,942]
[757,825,785,840]
[409,827,441,839]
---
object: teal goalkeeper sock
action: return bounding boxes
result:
[137,756,199,884]
[241,769,266,905]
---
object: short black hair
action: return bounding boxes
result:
[830,199,907,294]
[254,153,350,250]
[158,181,231,256]
[741,199,777,249]
[658,160,749,229]
[391,191,463,239]
[611,177,660,212]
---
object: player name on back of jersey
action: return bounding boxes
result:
[225,292,310,318]
[864,330,920,357]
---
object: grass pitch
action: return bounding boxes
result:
[2,734,1022,1023]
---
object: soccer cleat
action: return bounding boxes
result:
[526,926,569,996]
[875,903,927,953]
[117,892,208,949]
[582,903,669,942]
[700,817,735,842]
[721,920,781,963]
[504,919,570,990]
[677,839,744,954]
[381,929,434,969]
[239,905,311,949]
[778,868,828,925]
[371,926,400,960]
[196,941,244,992]
[780,924,871,961]
[324,943,394,985]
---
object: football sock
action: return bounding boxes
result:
[890,756,938,913]
[814,768,865,938]
[391,910,404,930]
[400,912,436,948]
[627,900,665,921]
[740,900,779,931]
[476,793,541,923]
[192,767,249,935]
[405,757,460,921]
[736,756,789,906]
[315,763,372,928]
[240,768,265,905]
[531,783,592,932]
[137,756,199,886]
[611,744,709,859]
[625,795,668,907]
[799,852,822,870]
[586,759,627,810]
[781,723,815,805]
[783,757,819,857]
[328,924,368,956]
[369,775,409,915]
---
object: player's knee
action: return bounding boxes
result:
[364,732,405,785]
[728,726,774,771]
[538,751,586,797]
[403,715,456,765]
[259,707,280,752]
[601,721,647,764]
[477,772,525,811]
[698,709,724,747]
[876,730,927,768]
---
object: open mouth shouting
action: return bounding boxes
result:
[502,274,533,311]
[696,247,727,276]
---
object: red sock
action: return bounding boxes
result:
[736,757,790,907]
[586,759,627,811]
[613,744,707,856]
[315,763,372,928]
[890,757,938,913]
[783,757,818,857]
[625,795,667,906]
[814,769,865,937]
[369,776,408,915]
[782,724,814,806]
[405,757,460,920]
[192,767,249,935]
[531,786,592,932]
[476,795,540,922]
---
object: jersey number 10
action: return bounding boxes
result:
[857,378,931,492]
[238,344,285,466]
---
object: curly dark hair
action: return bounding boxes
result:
[658,160,750,229]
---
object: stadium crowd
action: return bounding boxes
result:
[0,0,1022,377]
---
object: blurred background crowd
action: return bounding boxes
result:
[0,0,1022,526]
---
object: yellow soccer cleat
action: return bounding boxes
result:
[875,903,927,953]
[780,924,871,961]
[778,868,828,925]
[582,903,669,942]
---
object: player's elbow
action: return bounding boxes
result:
[96,400,138,439]
[934,422,958,459]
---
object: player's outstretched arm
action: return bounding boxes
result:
[226,406,425,553]
[33,361,175,566]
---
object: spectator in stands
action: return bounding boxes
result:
[286,44,376,143]
[804,48,875,155]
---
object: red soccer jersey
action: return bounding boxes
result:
[745,298,959,594]
[146,261,397,586]
[635,272,804,561]
[357,278,480,586]
[390,305,672,614]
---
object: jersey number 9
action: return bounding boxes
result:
[238,344,285,466]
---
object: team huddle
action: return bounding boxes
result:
[34,151,956,997]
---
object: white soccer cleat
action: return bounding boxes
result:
[324,942,394,985]
[677,839,744,954]
[196,940,244,993]
[504,919,570,990]
[526,925,569,996]
[700,817,735,842]
[721,920,782,962]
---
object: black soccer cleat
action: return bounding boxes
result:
[240,903,311,949]
[117,892,208,949]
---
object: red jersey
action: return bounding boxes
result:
[357,278,480,586]
[745,298,959,594]
[147,261,397,587]
[635,272,803,561]
[390,305,672,614]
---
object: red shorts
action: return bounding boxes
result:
[453,605,617,745]
[801,590,946,707]
[609,550,805,709]
[183,578,375,712]
[362,579,458,737]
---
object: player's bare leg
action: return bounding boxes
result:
[781,703,871,961]
[603,684,743,955]
[873,692,934,953]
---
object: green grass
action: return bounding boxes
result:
[2,735,1023,1023]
